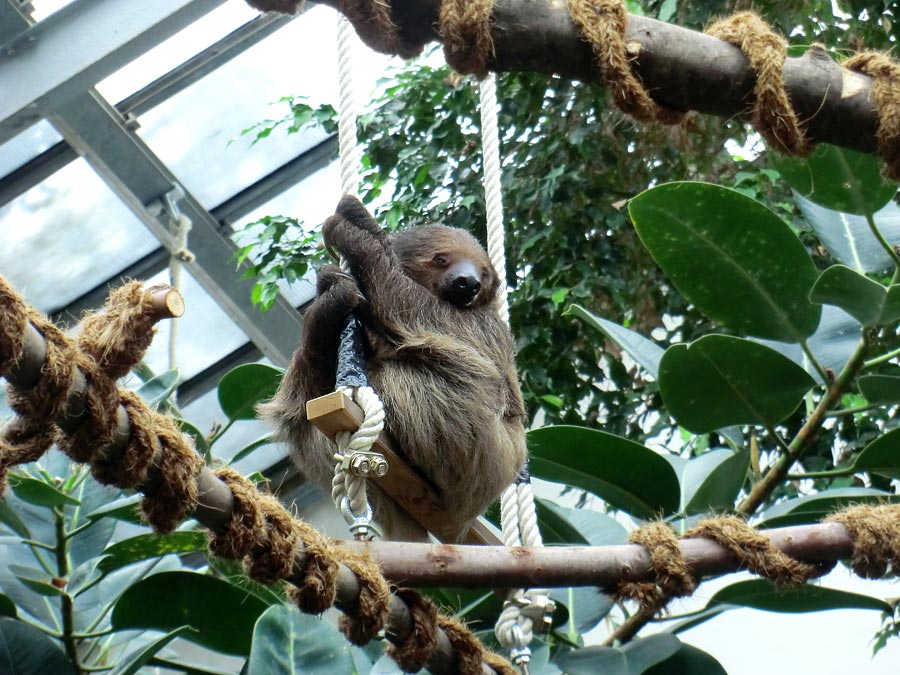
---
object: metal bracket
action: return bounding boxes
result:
[516,594,556,634]
[340,451,389,478]
[339,497,382,540]
[147,183,185,222]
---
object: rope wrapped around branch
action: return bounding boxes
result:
[0,274,514,675]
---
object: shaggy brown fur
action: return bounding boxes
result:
[259,196,527,541]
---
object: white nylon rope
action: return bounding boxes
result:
[167,213,195,375]
[331,12,386,540]
[480,73,552,673]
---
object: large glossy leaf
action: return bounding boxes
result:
[247,605,354,675]
[528,426,680,519]
[850,427,900,479]
[644,643,727,675]
[537,500,628,546]
[8,476,80,508]
[10,565,63,597]
[810,265,900,326]
[659,335,815,433]
[0,617,76,675]
[567,304,664,378]
[555,633,681,675]
[629,182,820,342]
[86,495,143,524]
[111,571,268,656]
[668,448,750,514]
[858,375,900,404]
[111,627,191,675]
[809,265,888,326]
[135,369,180,409]
[757,305,862,384]
[709,579,891,613]
[775,144,897,215]
[795,192,900,273]
[218,363,283,421]
[756,487,898,528]
[551,586,614,634]
[99,531,208,574]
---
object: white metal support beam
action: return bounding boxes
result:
[49,91,304,367]
[0,0,226,144]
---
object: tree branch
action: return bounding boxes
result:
[296,0,880,156]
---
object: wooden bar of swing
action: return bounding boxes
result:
[307,390,502,546]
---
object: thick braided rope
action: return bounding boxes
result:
[480,70,551,668]
[439,0,494,78]
[844,51,900,181]
[567,0,684,124]
[706,12,810,156]
[331,11,389,539]
[0,275,515,674]
[331,385,385,526]
[337,13,363,199]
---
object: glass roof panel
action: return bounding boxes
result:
[0,120,63,178]
[95,1,260,104]
[29,0,76,22]
[140,268,250,382]
[0,157,159,314]
[134,5,341,210]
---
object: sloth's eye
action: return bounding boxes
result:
[432,254,450,267]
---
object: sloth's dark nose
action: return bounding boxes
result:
[448,274,481,306]
[453,275,481,296]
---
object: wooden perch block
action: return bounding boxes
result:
[307,390,501,546]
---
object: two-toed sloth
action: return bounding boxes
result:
[260,196,526,541]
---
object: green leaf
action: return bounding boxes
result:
[7,476,80,508]
[658,335,815,433]
[111,627,192,675]
[528,426,680,519]
[756,487,898,528]
[136,369,180,408]
[0,499,30,538]
[555,633,682,675]
[858,375,900,404]
[850,427,900,479]
[536,500,628,546]
[567,304,664,378]
[179,419,210,457]
[629,182,820,342]
[230,435,275,465]
[795,192,900,273]
[809,265,900,326]
[550,586,614,634]
[10,565,63,597]
[218,364,283,421]
[809,265,887,326]
[775,144,896,215]
[644,643,727,675]
[756,305,862,385]
[0,617,76,675]
[99,531,209,574]
[709,579,891,613]
[668,448,750,514]
[111,571,268,656]
[86,495,143,524]
[246,605,355,675]
[0,595,14,619]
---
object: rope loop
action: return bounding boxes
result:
[844,51,900,181]
[567,0,685,124]
[706,12,810,156]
